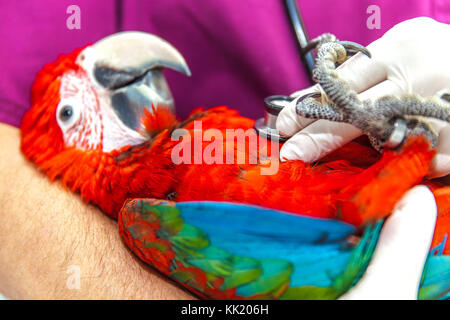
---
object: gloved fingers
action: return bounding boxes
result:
[357,78,404,101]
[279,120,361,162]
[339,185,437,300]
[429,124,450,178]
[279,79,403,162]
[277,86,321,137]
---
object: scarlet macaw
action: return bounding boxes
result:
[20,32,449,299]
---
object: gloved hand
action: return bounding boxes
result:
[339,185,437,300]
[277,17,450,178]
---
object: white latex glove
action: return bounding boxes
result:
[277,17,450,178]
[340,185,437,300]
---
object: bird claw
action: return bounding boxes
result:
[336,41,371,58]
[435,89,450,103]
[302,34,371,59]
[441,93,450,103]
[297,92,322,103]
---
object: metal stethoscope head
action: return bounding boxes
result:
[254,95,294,142]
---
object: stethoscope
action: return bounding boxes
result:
[254,0,317,143]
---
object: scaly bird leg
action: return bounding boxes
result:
[295,35,450,151]
[295,92,347,122]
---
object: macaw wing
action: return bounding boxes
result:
[419,254,450,300]
[118,199,449,300]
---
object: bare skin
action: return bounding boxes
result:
[0,123,194,299]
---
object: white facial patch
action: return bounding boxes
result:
[57,61,147,153]
[58,71,103,150]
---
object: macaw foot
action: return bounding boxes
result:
[295,34,450,151]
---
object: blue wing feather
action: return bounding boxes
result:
[120,199,449,299]
[177,201,358,289]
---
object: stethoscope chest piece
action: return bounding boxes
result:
[254,95,293,142]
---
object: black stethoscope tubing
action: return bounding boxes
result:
[283,0,315,81]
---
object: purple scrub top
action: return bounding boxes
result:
[0,0,449,127]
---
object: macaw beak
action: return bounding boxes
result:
[79,31,190,131]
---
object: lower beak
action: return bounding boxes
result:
[81,31,190,131]
[110,69,174,131]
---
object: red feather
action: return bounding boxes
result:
[21,48,450,256]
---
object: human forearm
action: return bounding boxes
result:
[0,123,193,299]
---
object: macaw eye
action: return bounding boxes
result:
[59,105,73,122]
[56,100,81,131]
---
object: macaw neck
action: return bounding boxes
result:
[43,134,177,219]
[46,107,254,219]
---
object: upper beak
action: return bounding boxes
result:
[79,31,190,132]
[88,31,191,89]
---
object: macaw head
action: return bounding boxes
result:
[21,32,190,216]
[22,31,190,161]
